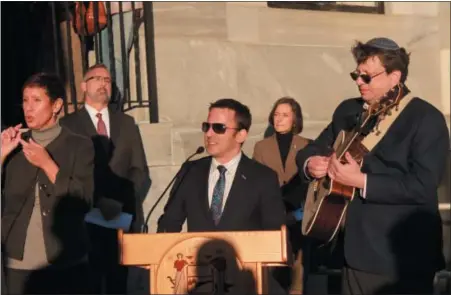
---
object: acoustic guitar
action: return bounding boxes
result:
[301,85,407,243]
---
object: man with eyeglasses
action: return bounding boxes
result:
[158,98,285,233]
[60,63,151,294]
[297,37,449,294]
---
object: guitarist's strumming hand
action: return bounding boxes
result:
[307,155,331,179]
[328,152,366,189]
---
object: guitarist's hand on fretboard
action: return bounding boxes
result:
[307,155,331,179]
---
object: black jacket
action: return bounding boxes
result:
[60,107,150,231]
[157,154,286,233]
[296,96,449,276]
[1,127,94,265]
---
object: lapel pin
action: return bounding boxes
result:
[241,174,246,180]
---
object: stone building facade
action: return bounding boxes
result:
[122,2,450,233]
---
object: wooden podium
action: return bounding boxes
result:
[118,226,288,294]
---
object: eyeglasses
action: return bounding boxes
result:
[85,76,112,83]
[201,122,239,134]
[350,70,385,84]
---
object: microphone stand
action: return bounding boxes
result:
[141,147,204,233]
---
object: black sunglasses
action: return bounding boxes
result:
[350,70,385,84]
[201,122,239,134]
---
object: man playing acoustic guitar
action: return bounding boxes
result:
[296,37,449,294]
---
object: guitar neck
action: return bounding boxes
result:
[335,131,360,160]
[335,84,408,161]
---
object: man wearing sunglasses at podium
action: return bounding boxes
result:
[157,98,285,234]
[296,37,449,294]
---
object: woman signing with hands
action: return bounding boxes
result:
[1,73,94,295]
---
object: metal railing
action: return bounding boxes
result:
[49,1,158,122]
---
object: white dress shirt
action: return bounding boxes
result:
[84,104,111,137]
[208,152,242,211]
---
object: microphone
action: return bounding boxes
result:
[193,146,205,155]
[141,146,205,233]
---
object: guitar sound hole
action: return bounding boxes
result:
[327,195,346,205]
[322,179,330,190]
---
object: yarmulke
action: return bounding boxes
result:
[366,37,400,50]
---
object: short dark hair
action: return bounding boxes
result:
[351,40,410,83]
[209,98,252,132]
[83,63,109,80]
[22,72,66,103]
[268,96,303,134]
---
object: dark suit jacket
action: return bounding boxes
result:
[60,107,151,231]
[1,127,94,265]
[157,154,286,233]
[296,96,449,276]
[253,134,311,210]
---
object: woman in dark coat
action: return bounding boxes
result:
[1,73,94,294]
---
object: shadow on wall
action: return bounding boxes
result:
[188,238,257,295]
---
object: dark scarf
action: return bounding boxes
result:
[276,132,293,169]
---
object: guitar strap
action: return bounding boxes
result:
[337,92,414,231]
[361,92,414,152]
